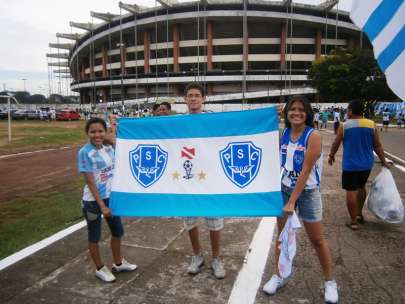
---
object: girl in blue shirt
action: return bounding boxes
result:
[78,117,136,282]
[263,95,338,303]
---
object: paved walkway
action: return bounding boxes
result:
[1,131,404,304]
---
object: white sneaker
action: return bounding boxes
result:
[263,274,286,295]
[187,254,204,274]
[211,259,226,279]
[112,258,138,272]
[325,280,339,303]
[95,265,116,282]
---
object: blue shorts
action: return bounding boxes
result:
[281,184,322,223]
[82,198,124,243]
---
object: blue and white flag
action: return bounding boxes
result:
[351,0,405,100]
[110,107,283,217]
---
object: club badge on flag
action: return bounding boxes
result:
[110,106,283,217]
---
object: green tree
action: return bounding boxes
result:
[308,48,397,102]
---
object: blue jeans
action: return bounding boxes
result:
[281,184,322,222]
[82,198,124,243]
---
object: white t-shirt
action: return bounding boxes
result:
[383,112,390,122]
[314,113,320,122]
[334,112,341,122]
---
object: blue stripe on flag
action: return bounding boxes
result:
[117,106,278,139]
[363,0,403,42]
[109,191,283,217]
[378,26,405,71]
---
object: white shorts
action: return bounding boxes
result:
[183,217,224,231]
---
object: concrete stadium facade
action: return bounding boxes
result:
[50,0,367,106]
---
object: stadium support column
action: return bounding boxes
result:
[89,54,94,79]
[102,47,108,77]
[102,88,108,102]
[144,31,151,74]
[207,21,213,72]
[315,29,322,60]
[120,44,127,76]
[81,62,86,80]
[314,29,322,103]
[207,21,214,96]
[280,23,287,70]
[242,0,248,100]
[172,24,180,73]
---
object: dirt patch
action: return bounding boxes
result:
[0,147,81,203]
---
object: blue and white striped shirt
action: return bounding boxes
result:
[78,143,115,201]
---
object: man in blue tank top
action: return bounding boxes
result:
[328,100,388,230]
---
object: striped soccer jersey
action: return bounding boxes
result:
[78,143,115,201]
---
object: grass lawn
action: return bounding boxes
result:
[0,120,86,155]
[0,177,84,260]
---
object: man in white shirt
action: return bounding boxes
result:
[182,82,226,280]
[382,109,390,132]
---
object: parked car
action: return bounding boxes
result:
[56,110,80,121]
[26,110,41,120]
[0,109,16,119]
[12,110,29,120]
[0,109,6,119]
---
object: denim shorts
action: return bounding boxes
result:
[281,184,322,223]
[183,217,224,231]
[82,198,124,243]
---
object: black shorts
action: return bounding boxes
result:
[334,121,340,130]
[342,170,371,191]
[383,121,389,126]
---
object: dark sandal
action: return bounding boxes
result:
[356,216,365,224]
[346,222,359,230]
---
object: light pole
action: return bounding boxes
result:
[21,78,27,92]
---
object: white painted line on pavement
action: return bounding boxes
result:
[0,220,86,271]
[384,151,405,166]
[394,164,405,173]
[373,152,405,173]
[0,146,72,159]
[228,217,277,304]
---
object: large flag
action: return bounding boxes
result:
[110,107,283,217]
[351,0,405,100]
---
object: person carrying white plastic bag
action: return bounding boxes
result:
[367,167,404,224]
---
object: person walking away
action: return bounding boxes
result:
[314,110,320,130]
[328,100,389,230]
[321,109,329,129]
[333,108,341,135]
[78,117,137,282]
[263,95,338,303]
[382,108,390,132]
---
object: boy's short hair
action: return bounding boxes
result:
[184,82,205,97]
[348,100,364,116]
[159,101,172,110]
[152,103,160,112]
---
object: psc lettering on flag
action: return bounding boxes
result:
[110,107,283,217]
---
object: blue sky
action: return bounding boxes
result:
[0,0,352,95]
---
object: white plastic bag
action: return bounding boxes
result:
[278,212,301,279]
[367,167,404,224]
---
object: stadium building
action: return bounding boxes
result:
[47,0,367,107]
